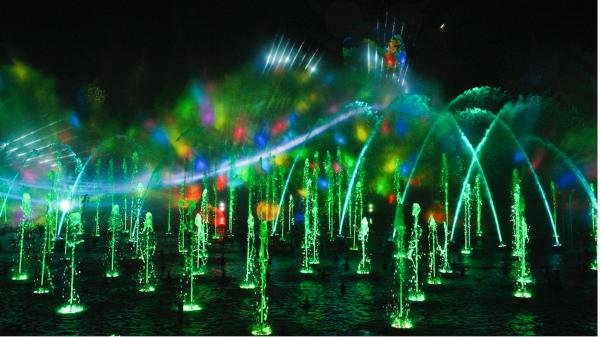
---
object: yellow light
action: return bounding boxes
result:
[356,124,368,142]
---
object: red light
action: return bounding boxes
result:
[217,175,227,191]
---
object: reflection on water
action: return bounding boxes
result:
[511,313,537,336]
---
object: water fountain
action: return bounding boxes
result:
[34,189,54,294]
[590,183,597,271]
[122,159,129,235]
[427,215,441,285]
[12,193,32,281]
[309,152,320,265]
[106,204,121,278]
[178,181,186,253]
[407,203,424,302]
[94,159,102,237]
[250,220,271,336]
[356,217,370,274]
[300,159,313,274]
[241,183,256,289]
[389,201,412,329]
[475,174,483,237]
[193,198,208,276]
[512,172,533,298]
[439,155,452,274]
[228,165,236,237]
[57,212,85,314]
[325,150,335,241]
[461,183,473,255]
[138,212,156,292]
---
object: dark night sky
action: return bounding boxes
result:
[0,0,596,117]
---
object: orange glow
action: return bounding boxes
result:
[256,201,279,221]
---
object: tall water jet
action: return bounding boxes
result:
[336,148,344,234]
[106,205,121,278]
[35,189,54,294]
[138,212,156,292]
[475,174,483,237]
[309,152,320,265]
[57,212,85,314]
[511,170,522,258]
[12,193,32,281]
[241,182,256,289]
[300,159,313,274]
[439,154,452,273]
[325,150,335,241]
[182,241,202,312]
[131,183,144,256]
[250,220,272,336]
[357,217,370,274]
[550,181,557,239]
[122,158,129,235]
[461,183,473,255]
[288,194,294,233]
[407,203,424,302]
[228,165,236,237]
[513,178,532,298]
[427,215,441,285]
[212,183,220,239]
[193,194,208,275]
[389,201,412,329]
[178,180,186,253]
[590,183,597,271]
[94,159,102,237]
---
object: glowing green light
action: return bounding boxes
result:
[513,290,532,298]
[57,303,85,315]
[138,285,156,293]
[11,272,29,281]
[182,302,202,312]
[239,281,256,289]
[250,322,272,336]
[390,315,413,329]
[407,291,425,302]
[33,287,51,294]
[105,270,120,278]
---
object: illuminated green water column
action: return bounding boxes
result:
[57,212,85,314]
[194,190,208,276]
[310,152,320,265]
[513,179,533,298]
[357,217,370,274]
[139,212,156,292]
[212,183,219,239]
[590,183,598,270]
[250,220,272,335]
[390,202,412,328]
[511,170,522,258]
[106,205,121,278]
[12,193,32,281]
[94,159,101,237]
[407,203,424,301]
[336,148,344,236]
[300,159,313,274]
[439,154,452,273]
[123,158,129,235]
[461,183,472,255]
[427,215,441,285]
[183,237,202,311]
[34,189,55,294]
[132,183,145,257]
[130,152,139,231]
[288,194,294,233]
[325,150,335,241]
[475,174,483,237]
[178,181,186,253]
[228,167,236,237]
[351,164,364,251]
[241,181,256,289]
